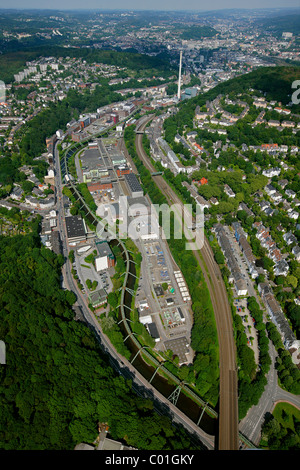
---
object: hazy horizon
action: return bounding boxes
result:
[0,1,299,12]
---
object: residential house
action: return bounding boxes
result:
[258,282,300,353]
[224,184,235,198]
[274,260,289,277]
[265,184,276,196]
[10,186,24,201]
[285,189,296,199]
[278,179,288,189]
[292,245,300,261]
[283,231,297,246]
[288,211,299,220]
[262,167,281,177]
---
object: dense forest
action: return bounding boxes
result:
[0,224,200,450]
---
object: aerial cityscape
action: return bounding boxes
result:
[0,2,299,455]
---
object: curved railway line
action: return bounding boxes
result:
[134,117,239,450]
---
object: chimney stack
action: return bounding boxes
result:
[177,50,182,100]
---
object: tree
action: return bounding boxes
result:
[107,292,119,309]
[287,275,298,290]
[68,250,75,264]
[0,224,199,450]
[214,250,225,265]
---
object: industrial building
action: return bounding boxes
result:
[124,173,143,198]
[95,240,115,272]
[147,322,160,342]
[65,216,87,244]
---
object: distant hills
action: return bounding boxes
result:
[258,13,300,36]
[180,26,218,40]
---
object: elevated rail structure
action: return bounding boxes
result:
[58,112,256,451]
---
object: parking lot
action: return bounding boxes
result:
[74,244,114,296]
[134,238,194,364]
[234,297,259,365]
[224,226,257,299]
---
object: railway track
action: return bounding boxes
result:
[134,118,239,450]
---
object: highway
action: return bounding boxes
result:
[53,139,216,451]
[133,117,239,450]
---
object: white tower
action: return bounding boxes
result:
[177,50,182,100]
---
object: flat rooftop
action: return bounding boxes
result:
[65,216,86,239]
[125,173,143,194]
[81,148,105,171]
[96,240,114,259]
[164,336,190,365]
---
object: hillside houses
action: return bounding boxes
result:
[258,200,274,216]
[262,167,281,178]
[253,221,289,276]
[258,282,300,355]
[278,179,289,189]
[253,97,267,108]
[181,181,211,211]
[288,211,299,220]
[274,260,289,277]
[265,184,276,196]
[10,185,24,201]
[286,189,296,199]
[238,202,254,217]
[264,184,283,204]
[156,137,197,175]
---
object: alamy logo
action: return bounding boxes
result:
[0,340,6,364]
[96,195,204,251]
[291,80,300,105]
[0,81,6,103]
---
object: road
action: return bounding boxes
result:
[53,139,215,451]
[239,336,300,446]
[133,117,239,450]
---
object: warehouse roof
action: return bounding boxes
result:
[147,322,160,339]
[65,216,86,240]
[125,172,143,194]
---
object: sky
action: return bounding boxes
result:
[0,0,299,11]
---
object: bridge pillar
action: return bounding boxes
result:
[168,384,182,406]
